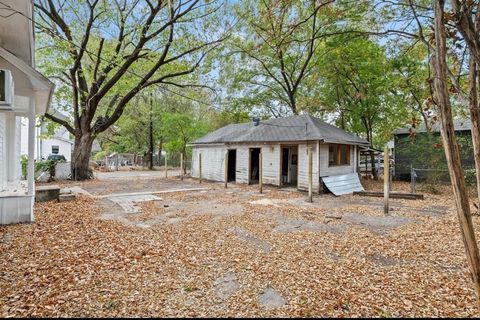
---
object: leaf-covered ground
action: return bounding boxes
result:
[1,178,480,317]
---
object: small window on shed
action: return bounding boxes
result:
[329,145,337,165]
[52,145,59,154]
[329,144,350,166]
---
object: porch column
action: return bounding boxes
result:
[5,113,16,182]
[27,97,35,196]
[353,145,357,173]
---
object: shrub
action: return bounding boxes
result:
[35,159,62,182]
[20,155,28,180]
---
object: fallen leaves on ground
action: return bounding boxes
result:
[1,178,479,317]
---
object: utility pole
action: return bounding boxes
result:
[148,93,154,171]
[259,151,263,194]
[308,146,313,203]
[383,146,390,215]
[224,151,228,188]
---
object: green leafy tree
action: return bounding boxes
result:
[315,36,408,147]
[35,0,225,179]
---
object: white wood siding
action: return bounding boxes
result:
[191,145,227,181]
[192,142,356,191]
[298,143,319,192]
[191,143,282,186]
[0,113,5,191]
[13,116,21,181]
[235,146,249,184]
[319,143,355,177]
[261,145,280,186]
[0,195,33,224]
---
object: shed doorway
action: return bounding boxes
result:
[249,148,261,184]
[227,149,236,182]
[281,146,298,186]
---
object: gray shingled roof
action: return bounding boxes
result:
[191,114,369,146]
[394,118,471,135]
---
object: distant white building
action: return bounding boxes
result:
[20,110,73,161]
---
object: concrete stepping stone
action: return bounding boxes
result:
[214,272,240,299]
[107,194,162,213]
[258,286,287,309]
[59,193,75,202]
[35,185,60,202]
[229,227,271,253]
[343,214,414,234]
[273,217,345,234]
[249,198,281,207]
[367,253,401,266]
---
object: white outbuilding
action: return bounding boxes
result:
[190,114,370,194]
[0,0,55,224]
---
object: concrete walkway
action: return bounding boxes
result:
[94,169,182,180]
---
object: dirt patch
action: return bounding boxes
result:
[214,272,241,300]
[229,226,272,253]
[342,213,415,234]
[272,217,345,234]
[257,287,287,309]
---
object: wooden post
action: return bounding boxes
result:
[164,153,168,178]
[199,153,202,184]
[224,151,228,188]
[353,145,357,173]
[27,100,35,196]
[308,147,313,203]
[389,155,393,192]
[259,151,263,194]
[180,153,184,181]
[433,0,480,307]
[383,147,390,215]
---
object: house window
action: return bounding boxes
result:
[329,144,350,166]
[0,70,5,101]
[52,145,59,154]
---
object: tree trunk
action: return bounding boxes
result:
[469,56,480,204]
[148,98,154,170]
[288,92,298,115]
[158,137,163,167]
[370,151,378,180]
[182,145,187,175]
[434,0,480,308]
[71,133,95,180]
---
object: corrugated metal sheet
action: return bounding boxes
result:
[322,173,364,196]
[192,115,369,146]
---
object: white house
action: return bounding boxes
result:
[20,110,73,161]
[190,114,370,194]
[0,0,55,224]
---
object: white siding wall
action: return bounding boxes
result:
[261,145,280,186]
[13,116,21,181]
[319,143,355,177]
[235,146,249,184]
[0,113,5,191]
[191,144,282,186]
[20,118,73,161]
[192,142,357,191]
[191,145,227,181]
[0,196,33,224]
[298,143,319,192]
[40,138,73,161]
